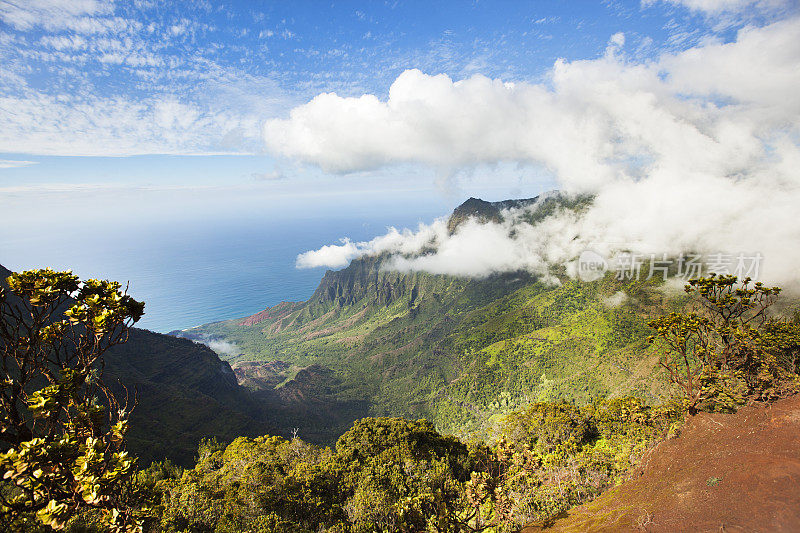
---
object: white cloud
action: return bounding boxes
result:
[296,238,361,269]
[0,0,115,32]
[265,18,800,186]
[290,18,800,285]
[0,159,37,169]
[296,222,451,270]
[603,291,629,308]
[294,201,581,279]
[0,93,263,156]
[0,1,295,157]
[642,0,790,14]
[388,218,540,277]
[39,35,88,51]
[203,337,240,356]
[251,170,286,181]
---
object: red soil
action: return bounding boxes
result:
[238,301,300,326]
[529,394,800,532]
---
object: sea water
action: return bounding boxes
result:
[0,199,449,333]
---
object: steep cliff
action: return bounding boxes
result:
[180,194,672,444]
[0,264,275,466]
[103,328,274,465]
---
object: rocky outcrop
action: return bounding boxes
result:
[445,195,551,233]
[308,254,458,310]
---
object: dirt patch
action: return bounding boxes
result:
[527,394,800,532]
[232,360,295,391]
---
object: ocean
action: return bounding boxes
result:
[0,198,450,333]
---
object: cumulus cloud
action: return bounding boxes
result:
[266,20,799,182]
[287,18,800,285]
[294,200,586,279]
[296,222,448,270]
[296,239,361,269]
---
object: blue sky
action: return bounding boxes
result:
[0,0,735,110]
[0,2,792,167]
[0,0,798,259]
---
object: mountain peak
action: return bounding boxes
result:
[446,193,552,234]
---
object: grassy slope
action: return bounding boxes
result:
[181,259,681,443]
[176,195,684,444]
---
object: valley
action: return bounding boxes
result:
[2,1,798,530]
[177,196,678,444]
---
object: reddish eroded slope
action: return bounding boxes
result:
[530,394,800,533]
[239,301,302,326]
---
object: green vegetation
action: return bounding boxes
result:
[147,273,796,532]
[101,329,276,467]
[3,191,798,532]
[182,259,675,443]
[3,258,799,533]
[0,269,145,532]
[648,275,800,414]
[0,263,278,469]
[176,195,671,444]
[109,398,677,532]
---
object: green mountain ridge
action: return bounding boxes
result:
[0,193,682,463]
[0,264,275,466]
[8,198,798,532]
[177,194,676,444]
[101,328,274,465]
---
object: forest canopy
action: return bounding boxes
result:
[2,270,798,532]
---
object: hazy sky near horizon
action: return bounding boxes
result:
[1,0,799,285]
